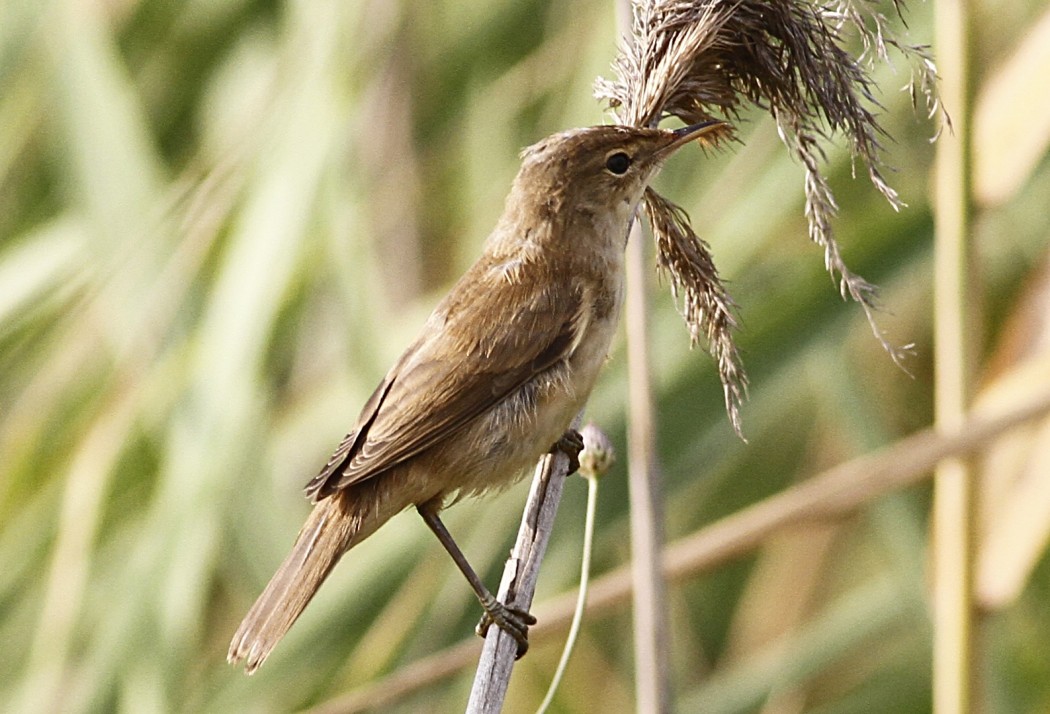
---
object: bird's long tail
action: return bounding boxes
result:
[228,496,356,674]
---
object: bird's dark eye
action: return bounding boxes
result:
[605,152,631,175]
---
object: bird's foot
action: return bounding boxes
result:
[475,594,537,659]
[551,428,584,474]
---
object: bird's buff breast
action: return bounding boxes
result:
[348,298,615,543]
[443,267,624,501]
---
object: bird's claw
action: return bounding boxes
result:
[552,428,584,474]
[475,598,537,659]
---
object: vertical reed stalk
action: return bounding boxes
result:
[615,0,673,707]
[624,216,672,713]
[933,0,976,709]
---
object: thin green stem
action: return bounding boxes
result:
[537,474,600,714]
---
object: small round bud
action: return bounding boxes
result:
[578,422,614,479]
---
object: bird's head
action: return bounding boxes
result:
[509,120,725,231]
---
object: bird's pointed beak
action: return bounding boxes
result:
[657,119,728,158]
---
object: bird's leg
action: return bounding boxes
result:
[417,499,536,658]
[551,428,584,474]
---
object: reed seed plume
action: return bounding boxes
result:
[597,0,939,428]
[643,186,747,434]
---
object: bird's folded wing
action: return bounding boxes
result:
[306,277,583,500]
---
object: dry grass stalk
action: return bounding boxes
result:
[302,386,1050,714]
[596,0,940,428]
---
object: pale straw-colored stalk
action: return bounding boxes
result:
[933,0,977,708]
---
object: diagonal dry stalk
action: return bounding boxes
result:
[466,439,575,713]
[597,0,941,430]
[299,386,1050,714]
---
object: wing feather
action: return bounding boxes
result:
[306,262,582,501]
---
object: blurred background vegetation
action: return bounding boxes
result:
[3,0,1050,712]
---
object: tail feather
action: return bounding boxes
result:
[228,497,355,674]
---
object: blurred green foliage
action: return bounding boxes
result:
[2,0,1050,712]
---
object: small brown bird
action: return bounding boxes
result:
[227,120,723,673]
